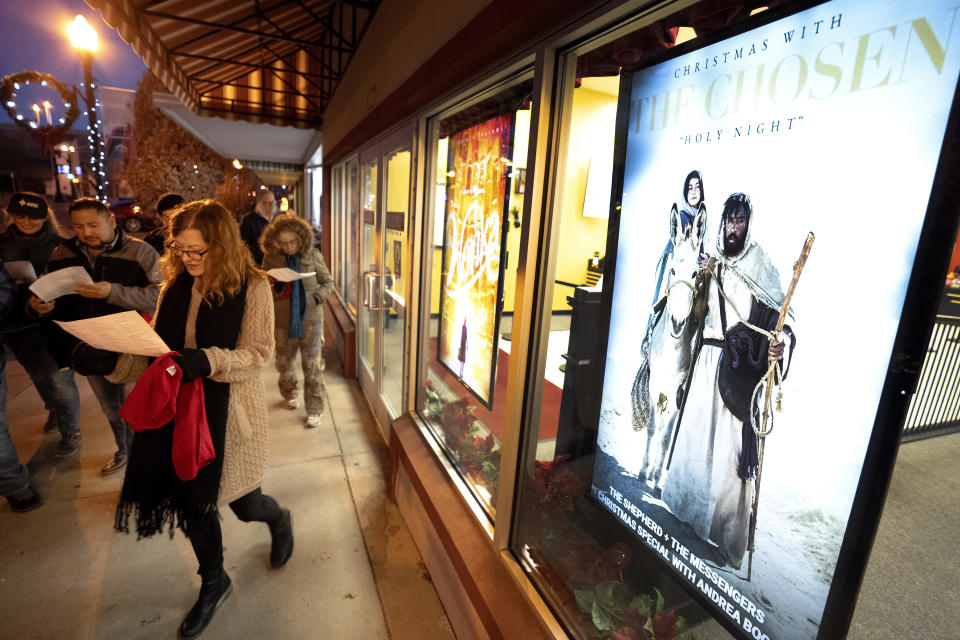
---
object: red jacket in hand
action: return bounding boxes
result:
[119,353,215,481]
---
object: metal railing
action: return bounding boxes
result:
[902,316,960,442]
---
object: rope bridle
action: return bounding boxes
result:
[700,266,783,438]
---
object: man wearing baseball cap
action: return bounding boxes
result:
[0,193,81,459]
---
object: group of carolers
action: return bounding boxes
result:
[0,190,334,639]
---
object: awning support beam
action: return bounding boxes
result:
[252,2,340,80]
[199,104,323,126]
[142,8,353,53]
[196,80,319,100]
[265,66,326,110]
[175,51,336,80]
[166,0,298,53]
[260,41,330,94]
[334,0,377,9]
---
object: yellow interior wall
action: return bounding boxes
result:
[429,137,448,316]
[430,247,443,316]
[499,108,529,314]
[385,151,411,301]
[550,87,617,312]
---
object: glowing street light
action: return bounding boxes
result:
[67,15,98,52]
[68,15,105,200]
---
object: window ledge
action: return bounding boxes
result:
[390,414,561,640]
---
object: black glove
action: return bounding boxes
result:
[72,342,119,376]
[171,348,211,383]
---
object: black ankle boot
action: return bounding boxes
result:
[268,508,294,568]
[178,571,232,639]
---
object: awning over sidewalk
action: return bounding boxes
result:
[85,0,380,129]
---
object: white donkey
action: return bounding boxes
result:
[635,202,706,490]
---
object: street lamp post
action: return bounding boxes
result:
[67,15,105,201]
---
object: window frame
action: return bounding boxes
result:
[408,59,540,528]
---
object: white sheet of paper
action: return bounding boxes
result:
[54,311,171,357]
[267,268,316,282]
[28,266,94,301]
[4,260,38,283]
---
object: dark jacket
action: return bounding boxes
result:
[0,264,16,323]
[142,226,167,255]
[240,211,270,266]
[38,228,162,365]
[0,220,64,333]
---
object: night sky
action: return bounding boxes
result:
[0,0,146,125]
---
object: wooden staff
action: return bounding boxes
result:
[747,232,815,581]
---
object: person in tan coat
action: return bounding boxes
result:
[260,214,334,428]
[72,200,293,639]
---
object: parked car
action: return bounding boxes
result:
[109,198,155,233]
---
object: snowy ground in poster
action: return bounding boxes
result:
[594,357,846,640]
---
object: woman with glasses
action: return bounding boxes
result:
[73,199,293,639]
[260,214,334,428]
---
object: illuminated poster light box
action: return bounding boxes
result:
[437,113,515,408]
[588,1,960,639]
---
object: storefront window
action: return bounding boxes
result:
[345,157,360,316]
[330,164,343,290]
[383,148,411,414]
[309,166,323,229]
[417,76,534,519]
[359,158,378,369]
[509,4,784,639]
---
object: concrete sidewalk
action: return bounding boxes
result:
[0,350,455,640]
[4,338,957,640]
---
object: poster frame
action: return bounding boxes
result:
[435,112,516,410]
[586,1,960,639]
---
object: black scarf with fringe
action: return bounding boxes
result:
[115,271,247,538]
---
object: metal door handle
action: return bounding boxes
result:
[363,271,387,311]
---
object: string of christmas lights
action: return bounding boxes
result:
[81,80,107,201]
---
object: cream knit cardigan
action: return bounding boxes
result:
[107,276,275,506]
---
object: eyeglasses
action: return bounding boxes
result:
[166,243,209,261]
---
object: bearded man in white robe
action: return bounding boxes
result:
[662,192,793,569]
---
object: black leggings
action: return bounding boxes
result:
[185,488,283,582]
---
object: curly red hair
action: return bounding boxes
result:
[160,199,264,304]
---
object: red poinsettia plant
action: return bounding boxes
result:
[527,455,695,640]
[422,379,501,501]
[533,456,582,511]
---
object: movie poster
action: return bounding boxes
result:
[590,2,960,639]
[438,114,514,407]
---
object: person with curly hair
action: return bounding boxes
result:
[260,213,334,428]
[73,200,293,639]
